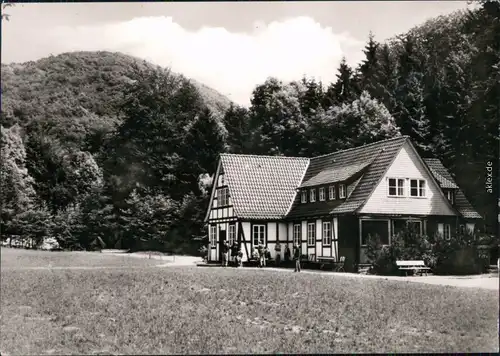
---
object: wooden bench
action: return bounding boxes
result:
[396,260,431,276]
[317,256,346,272]
[317,256,337,270]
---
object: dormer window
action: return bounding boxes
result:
[339,184,346,199]
[319,187,325,201]
[329,185,336,200]
[310,188,316,202]
[446,190,454,204]
[301,190,307,203]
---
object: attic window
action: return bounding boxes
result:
[301,190,307,203]
[339,184,346,199]
[329,185,336,200]
[217,187,229,206]
[446,190,454,204]
[388,178,405,197]
[310,188,316,202]
[319,187,325,201]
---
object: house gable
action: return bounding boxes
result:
[358,141,457,216]
[204,160,237,223]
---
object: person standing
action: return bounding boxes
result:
[258,244,265,268]
[231,241,239,266]
[284,245,291,265]
[275,241,282,266]
[294,244,301,272]
[222,240,230,267]
[237,248,243,267]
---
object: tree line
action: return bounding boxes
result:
[1,2,498,253]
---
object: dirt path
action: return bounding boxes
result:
[224,266,499,290]
[101,250,203,266]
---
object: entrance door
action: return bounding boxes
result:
[219,230,227,261]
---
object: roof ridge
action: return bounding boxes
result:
[220,153,309,160]
[311,135,409,160]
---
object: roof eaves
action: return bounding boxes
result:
[204,159,222,223]
[418,153,462,217]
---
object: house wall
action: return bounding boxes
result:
[359,142,456,216]
[284,218,339,261]
[206,169,239,262]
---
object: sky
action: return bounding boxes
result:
[1,1,473,106]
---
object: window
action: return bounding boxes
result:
[228,224,236,245]
[388,178,405,197]
[220,175,224,186]
[329,185,336,200]
[443,224,451,239]
[361,220,389,245]
[319,187,325,201]
[459,224,465,234]
[301,190,307,203]
[310,189,316,202]
[217,187,229,206]
[446,190,454,204]
[339,184,346,199]
[392,219,422,236]
[210,225,216,247]
[410,179,426,197]
[322,222,332,246]
[293,224,301,246]
[252,225,265,246]
[407,221,422,235]
[307,223,316,246]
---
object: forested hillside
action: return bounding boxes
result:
[1,2,498,253]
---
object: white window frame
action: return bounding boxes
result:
[388,178,406,197]
[446,190,454,204]
[410,179,426,198]
[252,224,266,246]
[228,224,236,245]
[339,184,346,199]
[293,224,301,246]
[329,185,336,200]
[319,187,325,201]
[443,223,451,240]
[310,188,316,202]
[210,225,216,247]
[217,187,229,206]
[301,190,307,203]
[322,221,332,246]
[307,222,316,246]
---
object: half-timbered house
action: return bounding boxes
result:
[204,136,482,271]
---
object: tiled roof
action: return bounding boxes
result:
[215,136,481,221]
[299,159,373,188]
[423,159,482,219]
[220,154,309,220]
[287,136,409,217]
[423,158,459,189]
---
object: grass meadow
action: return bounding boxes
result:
[1,248,498,354]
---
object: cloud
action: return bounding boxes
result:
[44,16,364,106]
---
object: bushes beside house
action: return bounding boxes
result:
[366,225,498,276]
